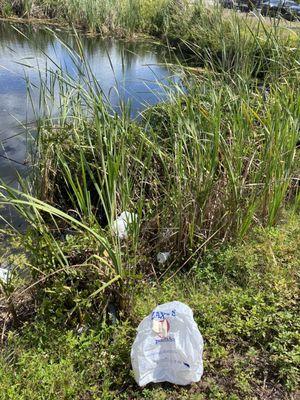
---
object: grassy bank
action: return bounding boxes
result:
[1,0,299,39]
[0,0,196,36]
[0,5,300,399]
[0,214,299,399]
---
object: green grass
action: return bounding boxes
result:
[0,15,299,328]
[1,0,299,43]
[0,6,300,399]
[0,214,299,399]
[0,0,193,36]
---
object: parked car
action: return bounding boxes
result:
[261,0,300,20]
[219,0,237,9]
[219,0,249,11]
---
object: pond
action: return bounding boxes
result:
[0,22,173,227]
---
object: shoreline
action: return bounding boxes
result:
[0,16,161,42]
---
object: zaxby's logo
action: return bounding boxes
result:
[153,319,170,338]
[151,310,176,320]
[152,318,175,344]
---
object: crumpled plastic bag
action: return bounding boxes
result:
[112,211,137,240]
[131,301,203,386]
[156,252,171,264]
[0,268,8,284]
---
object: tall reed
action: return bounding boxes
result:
[0,0,188,35]
[0,15,299,321]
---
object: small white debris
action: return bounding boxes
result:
[77,326,85,334]
[112,211,138,240]
[162,228,172,240]
[0,268,9,284]
[157,252,171,264]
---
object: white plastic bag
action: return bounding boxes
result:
[112,211,137,240]
[131,301,203,386]
[0,268,8,284]
[156,252,171,264]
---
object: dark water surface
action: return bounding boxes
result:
[0,22,173,226]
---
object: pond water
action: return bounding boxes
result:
[0,22,173,227]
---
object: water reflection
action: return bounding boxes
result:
[0,22,173,226]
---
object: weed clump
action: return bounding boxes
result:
[0,216,299,398]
